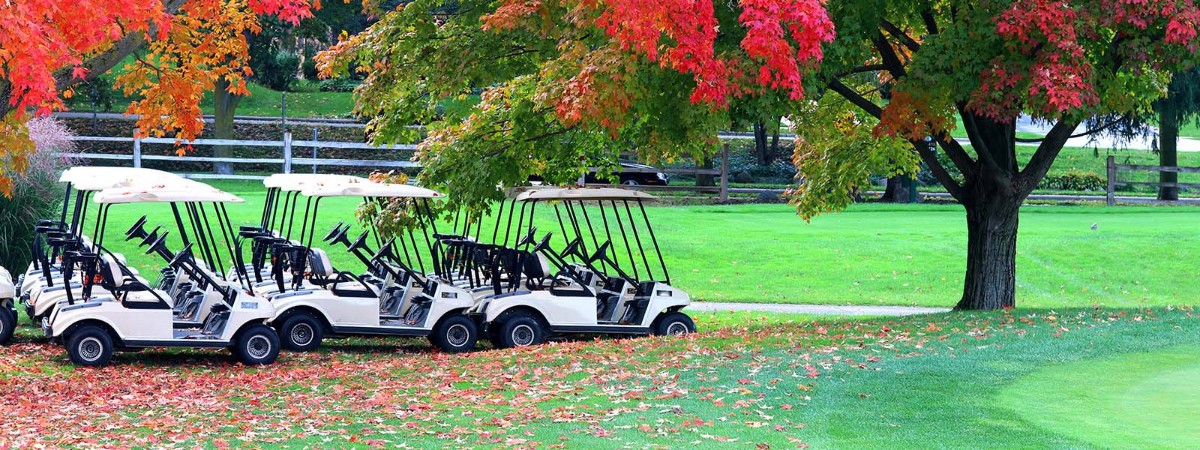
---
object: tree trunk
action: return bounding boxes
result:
[212,78,243,175]
[1158,105,1179,201]
[769,125,780,161]
[696,157,715,186]
[753,121,769,165]
[881,175,908,202]
[957,191,1021,310]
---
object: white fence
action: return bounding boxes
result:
[65,132,418,180]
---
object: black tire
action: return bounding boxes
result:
[66,325,114,367]
[279,313,323,352]
[654,312,696,336]
[495,313,545,349]
[0,307,16,345]
[232,324,280,365]
[431,315,478,353]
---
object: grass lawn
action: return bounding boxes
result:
[84,180,1200,309]
[2,306,1196,448]
[98,76,355,119]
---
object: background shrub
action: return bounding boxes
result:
[1040,170,1106,191]
[319,77,361,93]
[0,118,72,271]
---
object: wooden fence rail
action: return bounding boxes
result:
[65,132,745,200]
[1105,155,1200,205]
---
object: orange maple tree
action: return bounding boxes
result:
[0,0,315,195]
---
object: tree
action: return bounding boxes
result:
[324,0,1198,310]
[807,1,1199,309]
[0,0,315,193]
[1153,68,1200,201]
[319,0,833,212]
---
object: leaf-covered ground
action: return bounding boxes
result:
[1,307,1196,448]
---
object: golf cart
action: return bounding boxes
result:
[0,266,15,344]
[260,182,481,353]
[21,168,190,324]
[23,176,236,326]
[467,187,695,348]
[42,185,281,366]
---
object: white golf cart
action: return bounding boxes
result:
[0,266,15,344]
[21,168,191,324]
[468,187,695,348]
[42,185,281,367]
[260,182,481,353]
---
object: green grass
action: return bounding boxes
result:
[5,306,1198,447]
[997,345,1200,448]
[83,180,1200,309]
[101,76,355,118]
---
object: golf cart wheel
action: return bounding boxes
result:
[0,307,15,345]
[66,326,114,367]
[496,313,544,349]
[280,314,324,352]
[431,315,479,353]
[621,179,639,186]
[654,312,696,336]
[233,325,280,365]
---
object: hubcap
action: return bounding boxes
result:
[291,323,313,346]
[446,323,470,347]
[247,335,271,359]
[512,324,535,346]
[79,337,103,361]
[666,321,689,336]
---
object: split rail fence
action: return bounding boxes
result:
[1105,155,1200,206]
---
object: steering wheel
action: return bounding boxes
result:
[168,244,195,269]
[368,237,396,264]
[124,216,148,241]
[531,233,553,253]
[588,241,612,264]
[139,226,163,247]
[348,231,369,253]
[323,222,346,243]
[144,230,171,255]
[562,238,582,260]
[517,226,538,247]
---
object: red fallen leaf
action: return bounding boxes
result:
[738,378,753,385]
[349,435,358,442]
[638,424,653,432]
[780,404,793,410]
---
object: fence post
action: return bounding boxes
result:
[719,143,729,202]
[283,131,293,174]
[311,128,319,174]
[1106,155,1116,206]
[132,130,142,168]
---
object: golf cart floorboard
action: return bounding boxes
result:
[331,325,428,337]
[124,339,229,348]
[550,325,651,335]
[171,329,225,340]
[172,321,202,329]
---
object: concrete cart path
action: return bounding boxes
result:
[690,302,951,316]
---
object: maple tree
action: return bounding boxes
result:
[318,0,834,212]
[0,0,316,195]
[804,0,1200,310]
[325,0,1196,310]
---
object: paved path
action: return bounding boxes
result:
[689,302,951,316]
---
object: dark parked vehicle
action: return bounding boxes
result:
[530,162,669,186]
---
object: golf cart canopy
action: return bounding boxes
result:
[93,186,245,204]
[515,187,657,202]
[263,174,368,191]
[61,167,183,191]
[301,183,444,199]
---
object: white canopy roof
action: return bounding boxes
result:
[515,187,656,202]
[60,167,183,191]
[93,184,244,204]
[301,183,444,199]
[263,174,368,191]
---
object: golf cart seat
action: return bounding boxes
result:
[522,252,555,290]
[308,248,376,298]
[100,255,169,309]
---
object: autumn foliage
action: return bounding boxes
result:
[0,0,315,195]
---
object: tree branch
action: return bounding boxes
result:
[835,64,887,77]
[871,31,908,79]
[912,140,964,201]
[1019,119,1079,194]
[1013,118,1121,143]
[935,133,977,177]
[880,20,920,52]
[826,79,882,118]
[53,0,188,91]
[958,107,1008,181]
[921,8,939,35]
